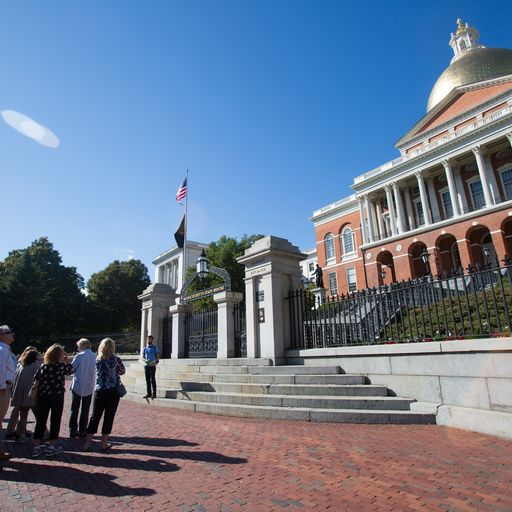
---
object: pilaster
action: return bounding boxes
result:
[138,283,176,357]
[237,236,305,361]
[169,302,189,359]
[214,291,244,358]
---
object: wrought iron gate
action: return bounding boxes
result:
[234,300,247,357]
[161,316,172,358]
[184,307,218,358]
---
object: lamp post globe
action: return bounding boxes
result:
[196,249,209,280]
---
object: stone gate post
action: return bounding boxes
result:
[214,291,244,358]
[169,302,189,359]
[138,283,176,356]
[237,236,305,362]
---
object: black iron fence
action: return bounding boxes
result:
[185,307,218,358]
[288,259,512,349]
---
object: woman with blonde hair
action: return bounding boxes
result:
[32,344,73,457]
[6,346,39,442]
[83,338,125,451]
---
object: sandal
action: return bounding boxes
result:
[100,443,112,451]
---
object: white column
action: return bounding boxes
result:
[214,291,243,358]
[375,200,385,240]
[364,195,376,242]
[442,160,461,217]
[170,303,188,359]
[404,187,414,230]
[358,197,369,244]
[384,185,398,235]
[392,182,406,234]
[472,146,493,207]
[427,178,441,222]
[507,133,512,148]
[484,153,501,203]
[454,167,468,213]
[415,171,432,225]
[237,236,305,361]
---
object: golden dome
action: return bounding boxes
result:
[427,47,512,112]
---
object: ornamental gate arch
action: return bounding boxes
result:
[180,256,231,358]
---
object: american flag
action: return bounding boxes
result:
[176,176,187,205]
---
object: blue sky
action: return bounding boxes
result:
[2,0,512,282]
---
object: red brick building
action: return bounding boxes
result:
[312,20,512,296]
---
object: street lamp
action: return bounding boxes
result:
[196,249,209,280]
[380,268,387,281]
[482,245,491,265]
[420,249,431,276]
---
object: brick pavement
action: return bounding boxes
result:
[1,394,511,512]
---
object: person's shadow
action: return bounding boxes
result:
[1,460,156,497]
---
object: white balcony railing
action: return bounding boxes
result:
[353,105,512,185]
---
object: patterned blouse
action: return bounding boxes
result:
[95,356,125,391]
[34,362,73,397]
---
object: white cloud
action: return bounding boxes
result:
[1,110,60,148]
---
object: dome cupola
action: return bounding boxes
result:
[427,20,512,112]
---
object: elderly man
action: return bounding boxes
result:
[0,325,16,460]
[69,338,96,438]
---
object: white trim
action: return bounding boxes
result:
[325,257,364,270]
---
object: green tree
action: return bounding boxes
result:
[0,237,87,350]
[86,259,151,331]
[184,234,263,310]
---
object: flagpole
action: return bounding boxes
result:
[181,169,189,297]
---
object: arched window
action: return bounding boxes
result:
[324,233,335,261]
[341,227,355,255]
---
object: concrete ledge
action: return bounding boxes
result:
[409,402,441,415]
[286,337,512,358]
[436,405,512,440]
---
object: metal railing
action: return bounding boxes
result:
[288,258,512,349]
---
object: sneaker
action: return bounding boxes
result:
[31,447,45,458]
[143,394,150,399]
[151,395,156,399]
[45,445,64,457]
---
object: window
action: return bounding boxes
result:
[469,179,485,209]
[341,227,355,255]
[324,234,335,261]
[328,272,338,296]
[346,267,357,292]
[459,39,467,51]
[441,190,453,218]
[501,168,512,201]
[308,262,315,272]
[415,199,425,226]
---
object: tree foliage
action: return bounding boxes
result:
[86,259,151,331]
[0,237,87,350]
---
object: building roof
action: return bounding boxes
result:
[427,47,512,112]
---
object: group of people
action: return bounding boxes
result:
[0,325,126,459]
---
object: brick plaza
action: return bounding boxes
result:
[1,394,511,512]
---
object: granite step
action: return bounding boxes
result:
[166,391,414,410]
[174,382,388,397]
[125,395,436,424]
